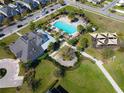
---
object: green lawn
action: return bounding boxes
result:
[104,51,124,91]
[0,33,19,45]
[0,59,116,93]
[0,34,19,59]
[114,6,124,11]
[83,10,124,33]
[60,60,115,93]
[34,60,57,93]
[0,59,57,93]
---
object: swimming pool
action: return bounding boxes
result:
[53,21,77,35]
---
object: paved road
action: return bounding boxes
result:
[64,42,123,93]
[0,4,64,40]
[1,0,124,40]
[101,0,120,12]
[65,0,124,22]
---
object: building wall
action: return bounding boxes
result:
[0,0,12,4]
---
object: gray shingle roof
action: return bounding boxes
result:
[9,29,55,62]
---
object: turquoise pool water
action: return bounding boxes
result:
[53,21,77,35]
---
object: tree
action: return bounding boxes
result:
[14,14,22,21]
[58,0,65,5]
[54,68,66,78]
[3,18,10,26]
[29,21,36,31]
[31,79,41,91]
[47,42,54,52]
[77,25,85,33]
[68,38,79,46]
[21,11,28,17]
[86,25,93,32]
[68,13,75,22]
[77,37,88,51]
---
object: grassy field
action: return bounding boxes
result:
[84,10,124,33]
[82,6,124,91]
[0,59,57,93]
[104,51,124,91]
[0,34,19,59]
[60,59,115,93]
[0,59,116,93]
[114,6,124,11]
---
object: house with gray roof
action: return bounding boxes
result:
[9,29,55,62]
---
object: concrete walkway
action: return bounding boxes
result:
[64,42,123,93]
[16,32,22,37]
[80,52,123,93]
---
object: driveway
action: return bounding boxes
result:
[0,59,24,88]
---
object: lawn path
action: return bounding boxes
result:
[64,42,123,93]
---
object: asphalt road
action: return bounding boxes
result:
[0,4,62,39]
[65,0,124,22]
[0,0,124,40]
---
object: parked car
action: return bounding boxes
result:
[17,24,23,28]
[0,33,5,38]
[51,9,54,11]
[46,11,49,14]
[36,16,40,19]
[28,14,33,17]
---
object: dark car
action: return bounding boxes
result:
[45,11,49,14]
[62,3,66,6]
[17,24,23,28]
[0,33,5,38]
[51,9,54,11]
[28,14,33,17]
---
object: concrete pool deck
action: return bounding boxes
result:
[50,16,86,36]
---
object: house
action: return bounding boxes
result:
[23,0,40,9]
[87,0,104,4]
[0,4,20,23]
[9,29,55,62]
[15,0,32,14]
[90,33,119,48]
[116,0,124,6]
[38,0,48,4]
[0,0,13,4]
[47,85,69,93]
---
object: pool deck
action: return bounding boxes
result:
[50,16,86,36]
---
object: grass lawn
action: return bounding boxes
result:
[83,10,124,33]
[0,33,19,45]
[0,34,19,59]
[0,59,57,93]
[104,51,124,91]
[114,6,124,11]
[60,59,115,93]
[81,5,124,57]
[34,60,57,93]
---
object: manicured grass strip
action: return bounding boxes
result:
[0,34,19,45]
